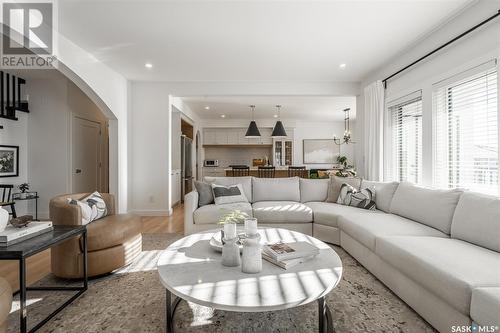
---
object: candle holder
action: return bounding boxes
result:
[241,218,262,274]
[221,225,241,267]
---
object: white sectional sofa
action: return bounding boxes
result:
[184,176,500,332]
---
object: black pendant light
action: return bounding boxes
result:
[271,105,287,138]
[245,105,261,138]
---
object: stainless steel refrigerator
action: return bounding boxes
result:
[181,135,193,201]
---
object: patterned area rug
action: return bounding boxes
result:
[8,233,436,333]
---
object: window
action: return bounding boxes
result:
[433,65,498,194]
[386,92,423,183]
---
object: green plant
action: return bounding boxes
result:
[18,183,30,193]
[335,155,357,178]
[217,209,249,225]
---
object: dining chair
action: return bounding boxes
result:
[258,166,275,178]
[231,166,250,177]
[0,184,17,218]
[288,166,308,178]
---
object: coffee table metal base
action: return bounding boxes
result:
[165,289,335,333]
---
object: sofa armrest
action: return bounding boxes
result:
[184,191,199,235]
[49,196,83,226]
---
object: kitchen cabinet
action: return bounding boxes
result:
[203,127,276,146]
[203,167,225,177]
[203,129,217,145]
[273,129,294,166]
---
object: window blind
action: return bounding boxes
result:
[387,94,423,183]
[433,67,498,194]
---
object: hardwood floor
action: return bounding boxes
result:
[0,205,185,292]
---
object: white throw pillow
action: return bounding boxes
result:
[68,191,108,225]
[211,184,249,205]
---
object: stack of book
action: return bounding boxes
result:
[262,241,319,269]
[0,221,53,246]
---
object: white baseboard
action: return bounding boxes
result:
[130,209,173,216]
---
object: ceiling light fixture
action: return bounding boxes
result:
[273,114,278,118]
[220,114,226,118]
[334,108,355,145]
[245,105,261,138]
[204,106,210,110]
[271,105,287,138]
[339,63,346,69]
[145,63,153,69]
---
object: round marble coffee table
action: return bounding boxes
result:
[157,228,342,333]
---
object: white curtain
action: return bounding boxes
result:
[363,80,385,181]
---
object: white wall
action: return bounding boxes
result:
[129,82,170,216]
[356,1,500,184]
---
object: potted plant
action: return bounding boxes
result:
[17,183,30,199]
[335,155,357,178]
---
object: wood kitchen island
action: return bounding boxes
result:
[224,167,309,178]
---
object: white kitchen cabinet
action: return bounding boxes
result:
[227,129,239,144]
[203,129,217,145]
[203,167,225,177]
[215,131,228,145]
[202,127,276,146]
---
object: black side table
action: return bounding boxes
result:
[12,192,39,221]
[0,225,87,333]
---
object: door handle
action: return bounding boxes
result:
[75,169,82,174]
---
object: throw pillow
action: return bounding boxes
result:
[337,183,376,210]
[211,184,248,205]
[326,175,361,203]
[68,191,108,225]
[194,181,214,206]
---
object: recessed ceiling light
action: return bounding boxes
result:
[273,114,278,118]
[204,106,210,110]
[220,114,226,118]
[339,63,347,69]
[145,63,153,69]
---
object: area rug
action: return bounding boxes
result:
[8,233,436,333]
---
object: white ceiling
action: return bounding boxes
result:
[58,0,473,82]
[182,95,356,121]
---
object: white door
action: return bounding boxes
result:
[72,117,101,193]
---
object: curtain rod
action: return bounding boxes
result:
[382,9,500,89]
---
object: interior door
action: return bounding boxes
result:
[72,116,101,193]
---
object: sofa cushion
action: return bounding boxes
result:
[389,182,462,234]
[451,191,500,253]
[204,176,253,202]
[193,202,253,225]
[86,213,142,252]
[252,177,300,202]
[194,181,214,206]
[471,287,500,327]
[252,201,312,223]
[376,236,500,315]
[361,180,399,213]
[300,178,329,203]
[338,212,447,251]
[306,202,378,228]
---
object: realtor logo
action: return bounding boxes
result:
[0,1,57,68]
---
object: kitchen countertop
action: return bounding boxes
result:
[223,166,310,171]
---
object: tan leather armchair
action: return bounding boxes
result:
[50,193,142,278]
[0,277,12,333]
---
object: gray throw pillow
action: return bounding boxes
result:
[337,183,376,210]
[194,181,214,207]
[326,175,361,203]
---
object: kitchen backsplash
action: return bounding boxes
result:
[204,147,273,167]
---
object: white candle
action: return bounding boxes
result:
[223,223,237,239]
[245,218,258,236]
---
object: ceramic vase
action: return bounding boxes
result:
[0,207,9,232]
[241,221,262,274]
[221,223,241,267]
